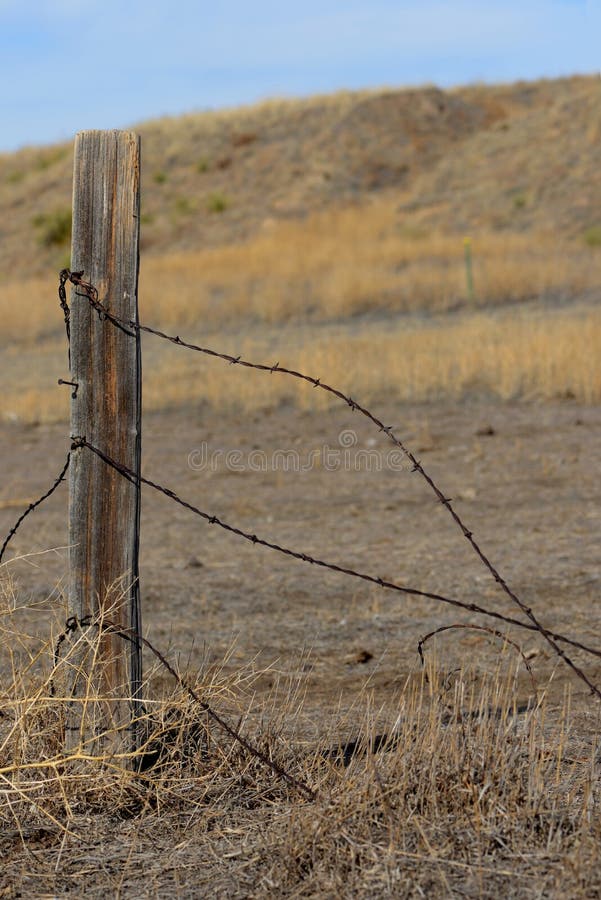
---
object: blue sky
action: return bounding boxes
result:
[0,0,599,152]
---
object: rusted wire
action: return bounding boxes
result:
[0,453,70,564]
[69,437,601,676]
[58,268,76,367]
[417,623,537,694]
[61,269,601,700]
[52,613,315,799]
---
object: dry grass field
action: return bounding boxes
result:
[2,209,601,426]
[1,74,601,897]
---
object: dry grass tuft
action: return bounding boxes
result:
[1,574,601,896]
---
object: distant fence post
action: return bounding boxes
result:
[463,236,475,302]
[66,131,142,762]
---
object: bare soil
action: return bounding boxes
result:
[2,397,601,897]
[2,397,600,713]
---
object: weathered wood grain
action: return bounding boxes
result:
[67,131,142,759]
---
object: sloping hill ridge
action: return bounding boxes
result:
[1,74,599,277]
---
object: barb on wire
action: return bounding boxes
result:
[0,454,70,564]
[52,613,315,799]
[69,437,601,695]
[60,269,601,700]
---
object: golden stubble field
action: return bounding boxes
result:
[2,204,601,427]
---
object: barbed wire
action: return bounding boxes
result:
[0,454,70,564]
[61,270,601,700]
[58,268,73,366]
[70,438,601,674]
[0,265,598,794]
[417,623,537,694]
[52,613,315,798]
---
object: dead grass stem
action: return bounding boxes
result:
[1,574,599,896]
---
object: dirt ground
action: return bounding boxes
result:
[2,396,601,723]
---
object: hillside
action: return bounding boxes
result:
[1,74,600,277]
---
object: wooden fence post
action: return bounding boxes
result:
[66,130,142,762]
